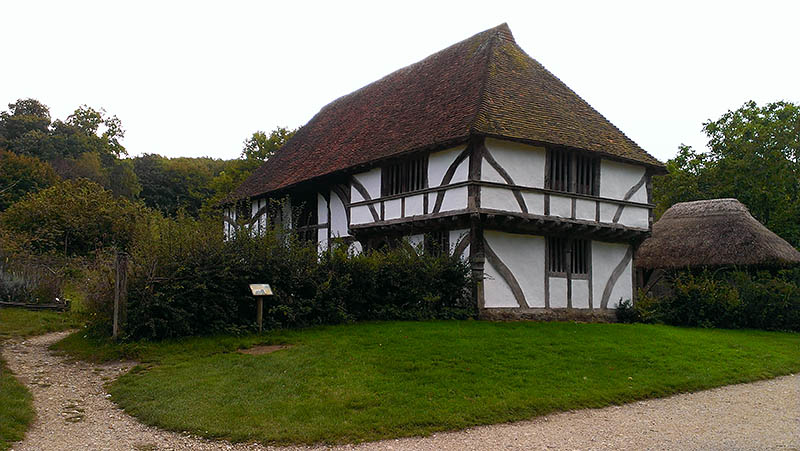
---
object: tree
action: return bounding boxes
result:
[1,179,147,256]
[0,99,51,152]
[65,105,126,157]
[133,154,228,217]
[201,127,296,211]
[654,100,800,248]
[241,127,296,161]
[0,149,60,210]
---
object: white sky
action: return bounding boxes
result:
[2,1,798,163]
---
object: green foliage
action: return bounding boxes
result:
[0,308,82,341]
[0,149,60,210]
[107,216,472,340]
[0,99,51,151]
[132,154,229,216]
[0,99,140,200]
[202,158,261,211]
[0,356,33,451]
[240,127,296,161]
[54,322,800,445]
[620,269,800,331]
[200,127,297,210]
[1,179,148,256]
[0,262,63,305]
[659,272,742,328]
[653,100,800,247]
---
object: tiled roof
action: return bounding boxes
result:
[232,23,664,200]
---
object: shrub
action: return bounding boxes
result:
[112,215,473,340]
[622,268,800,332]
[1,179,147,256]
[660,272,741,328]
[0,246,65,305]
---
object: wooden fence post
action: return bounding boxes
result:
[112,251,128,340]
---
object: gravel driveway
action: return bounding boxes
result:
[3,331,798,450]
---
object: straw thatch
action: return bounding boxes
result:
[637,198,800,269]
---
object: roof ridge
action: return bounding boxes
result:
[229,23,666,201]
[471,30,663,168]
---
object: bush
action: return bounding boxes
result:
[1,179,148,256]
[109,215,473,340]
[621,268,800,332]
[660,272,741,328]
[0,255,65,305]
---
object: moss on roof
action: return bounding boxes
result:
[232,23,664,200]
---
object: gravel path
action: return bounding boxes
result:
[2,331,798,450]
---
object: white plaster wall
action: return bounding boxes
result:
[598,202,649,229]
[407,234,424,252]
[351,205,372,225]
[449,229,469,259]
[330,191,349,237]
[226,207,238,240]
[317,193,328,226]
[317,228,328,252]
[481,186,523,213]
[484,231,546,308]
[223,207,232,240]
[351,167,381,201]
[282,200,293,230]
[438,186,467,212]
[250,200,259,234]
[549,277,568,308]
[349,241,363,255]
[428,146,468,186]
[522,192,545,215]
[599,160,647,202]
[575,199,595,221]
[483,260,518,308]
[572,279,590,309]
[384,199,401,220]
[405,194,424,217]
[259,198,268,233]
[550,195,572,218]
[481,160,505,184]
[599,201,617,223]
[619,206,649,229]
[484,138,546,188]
[592,241,633,309]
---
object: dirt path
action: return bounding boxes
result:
[2,331,798,450]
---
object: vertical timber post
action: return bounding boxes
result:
[468,136,486,312]
[112,250,119,339]
[256,297,264,333]
[112,251,128,340]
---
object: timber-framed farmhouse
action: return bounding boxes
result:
[225,23,667,318]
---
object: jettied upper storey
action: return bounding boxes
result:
[231,23,664,201]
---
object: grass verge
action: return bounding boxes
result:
[0,356,33,451]
[0,308,83,450]
[0,308,82,341]
[54,321,800,446]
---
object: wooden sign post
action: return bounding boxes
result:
[248,284,273,333]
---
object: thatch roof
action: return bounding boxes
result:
[637,198,800,269]
[231,23,664,201]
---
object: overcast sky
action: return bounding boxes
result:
[3,1,798,163]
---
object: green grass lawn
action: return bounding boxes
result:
[53,321,800,445]
[0,308,82,341]
[0,308,83,450]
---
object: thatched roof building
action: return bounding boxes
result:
[637,198,800,269]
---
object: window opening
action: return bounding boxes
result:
[382,155,427,196]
